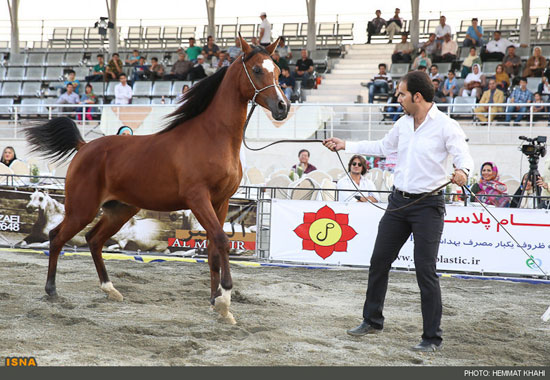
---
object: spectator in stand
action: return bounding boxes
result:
[481,31,526,62]
[149,57,165,80]
[459,63,485,99]
[131,57,150,82]
[505,77,534,125]
[163,52,193,80]
[538,75,550,102]
[411,49,432,70]
[276,37,292,60]
[417,65,427,73]
[442,70,459,102]
[532,92,548,119]
[227,37,242,62]
[202,35,220,62]
[56,83,80,116]
[523,47,547,78]
[291,149,317,177]
[509,174,537,208]
[391,33,413,63]
[432,78,447,103]
[461,47,482,78]
[474,79,505,123]
[435,15,452,48]
[337,155,380,203]
[1,146,17,167]
[216,51,231,70]
[463,18,483,47]
[502,46,521,79]
[470,162,510,207]
[494,63,510,92]
[258,12,272,47]
[188,54,209,80]
[385,8,404,43]
[434,33,458,62]
[366,10,386,44]
[186,38,202,62]
[85,54,106,82]
[272,51,289,71]
[251,37,259,46]
[106,53,123,81]
[125,49,141,66]
[279,67,295,100]
[76,83,97,121]
[64,69,81,95]
[383,85,403,122]
[114,73,133,105]
[117,126,133,136]
[363,63,392,103]
[295,49,315,85]
[429,64,444,82]
[422,33,439,59]
[175,84,190,104]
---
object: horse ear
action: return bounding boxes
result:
[238,33,252,54]
[265,37,280,55]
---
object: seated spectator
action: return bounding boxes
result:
[175,84,190,104]
[202,35,220,62]
[538,75,550,102]
[291,149,317,177]
[56,83,80,115]
[422,33,439,59]
[337,155,380,203]
[429,64,444,82]
[186,38,202,62]
[163,52,193,80]
[366,10,386,44]
[411,49,432,70]
[435,15,452,47]
[76,83,97,121]
[1,146,17,167]
[385,8,403,43]
[149,57,165,80]
[470,162,510,207]
[216,51,231,70]
[106,53,123,81]
[505,77,534,124]
[114,73,133,105]
[391,33,413,63]
[276,37,292,60]
[532,92,548,119]
[523,47,546,78]
[432,78,447,103]
[188,54,209,80]
[474,79,505,123]
[442,70,459,102]
[481,31,525,62]
[272,51,289,71]
[125,50,141,66]
[463,18,483,47]
[295,49,315,86]
[251,37,259,46]
[383,85,403,121]
[461,47,482,78]
[131,57,150,82]
[459,63,485,99]
[502,46,521,79]
[433,33,458,62]
[85,54,106,82]
[494,63,511,92]
[227,38,241,62]
[509,174,536,208]
[64,69,81,95]
[279,67,295,100]
[363,63,392,103]
[117,126,133,136]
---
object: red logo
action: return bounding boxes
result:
[294,205,358,259]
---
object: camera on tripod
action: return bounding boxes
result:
[519,136,547,158]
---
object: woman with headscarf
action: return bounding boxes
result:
[470,162,510,207]
[460,46,482,78]
[494,63,510,92]
[116,126,133,136]
[1,146,17,167]
[523,46,547,78]
[459,63,484,99]
[337,155,380,203]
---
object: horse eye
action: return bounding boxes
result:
[253,66,262,74]
[39,197,43,201]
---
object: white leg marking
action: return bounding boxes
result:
[101,281,123,302]
[214,285,236,325]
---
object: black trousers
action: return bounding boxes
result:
[363,191,445,344]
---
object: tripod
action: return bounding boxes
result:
[518,154,543,209]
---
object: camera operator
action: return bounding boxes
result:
[514,136,549,208]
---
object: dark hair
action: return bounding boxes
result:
[494,30,502,35]
[66,83,73,88]
[97,54,104,58]
[470,46,477,51]
[189,37,195,41]
[432,78,441,83]
[348,155,367,175]
[417,65,427,71]
[1,146,16,166]
[207,35,213,39]
[519,77,527,83]
[472,18,478,22]
[85,83,93,91]
[112,53,119,57]
[118,73,126,79]
[298,149,310,157]
[67,69,75,75]
[419,48,426,54]
[431,64,438,69]
[378,63,387,69]
[151,57,158,62]
[133,49,139,53]
[401,32,408,37]
[280,36,285,42]
[401,70,434,102]
[448,70,455,75]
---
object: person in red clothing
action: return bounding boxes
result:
[291,149,317,176]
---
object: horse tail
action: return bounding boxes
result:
[24,117,86,163]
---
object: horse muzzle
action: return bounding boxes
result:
[267,98,290,121]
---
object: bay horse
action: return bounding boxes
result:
[24,35,289,324]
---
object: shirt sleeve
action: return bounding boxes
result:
[444,120,474,176]
[345,123,400,156]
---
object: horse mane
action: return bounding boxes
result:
[160,66,229,133]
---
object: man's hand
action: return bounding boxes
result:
[323,137,346,152]
[451,169,468,187]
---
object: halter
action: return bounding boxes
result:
[241,54,277,105]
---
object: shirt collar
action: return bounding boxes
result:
[427,103,439,120]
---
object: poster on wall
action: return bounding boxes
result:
[0,187,256,255]
[269,199,550,277]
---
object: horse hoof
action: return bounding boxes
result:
[101,282,124,302]
[213,287,236,324]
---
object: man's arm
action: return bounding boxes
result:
[444,121,474,185]
[259,27,265,41]
[323,123,400,156]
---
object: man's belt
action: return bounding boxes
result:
[394,189,444,199]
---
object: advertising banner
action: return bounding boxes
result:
[269,199,550,276]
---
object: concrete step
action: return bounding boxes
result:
[348,44,395,52]
[329,69,380,76]
[305,94,359,103]
[334,61,390,67]
[316,84,364,91]
[323,78,372,85]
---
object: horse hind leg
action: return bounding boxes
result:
[85,201,139,302]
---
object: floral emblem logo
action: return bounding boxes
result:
[293,205,358,259]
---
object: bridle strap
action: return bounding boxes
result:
[241,55,276,105]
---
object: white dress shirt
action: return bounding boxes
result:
[259,19,271,44]
[345,104,474,194]
[435,24,452,38]
[337,175,380,202]
[486,38,517,55]
[114,83,133,105]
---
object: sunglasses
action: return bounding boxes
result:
[351,162,362,167]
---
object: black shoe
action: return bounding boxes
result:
[411,340,442,352]
[346,321,382,336]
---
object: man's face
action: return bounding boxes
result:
[429,34,436,42]
[279,39,284,47]
[68,73,75,81]
[494,32,501,41]
[207,36,213,44]
[430,66,437,75]
[66,84,73,94]
[535,93,542,102]
[397,81,416,116]
[473,65,479,74]
[379,65,386,74]
[219,53,226,61]
[301,50,307,59]
[432,80,439,89]
[189,39,195,46]
[401,34,407,42]
[198,57,204,64]
[472,19,478,27]
[282,69,289,77]
[508,47,515,56]
[520,80,527,90]
[139,58,145,65]
[133,51,139,57]
[375,10,381,17]
[98,56,104,64]
[395,8,400,15]
[299,152,309,164]
[235,38,240,47]
[113,54,120,61]
[444,34,450,42]
[448,72,455,80]
[440,16,446,25]
[488,80,496,90]
[178,53,185,61]
[120,75,127,85]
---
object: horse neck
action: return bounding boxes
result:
[45,197,63,214]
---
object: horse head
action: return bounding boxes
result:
[238,35,290,121]
[26,190,47,212]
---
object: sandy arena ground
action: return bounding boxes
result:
[0,249,549,366]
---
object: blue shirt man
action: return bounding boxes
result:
[463,18,483,47]
[505,78,534,123]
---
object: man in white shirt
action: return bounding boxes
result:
[435,15,452,48]
[323,71,473,352]
[481,31,524,62]
[114,73,133,105]
[258,12,271,47]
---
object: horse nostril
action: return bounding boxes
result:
[277,100,287,112]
